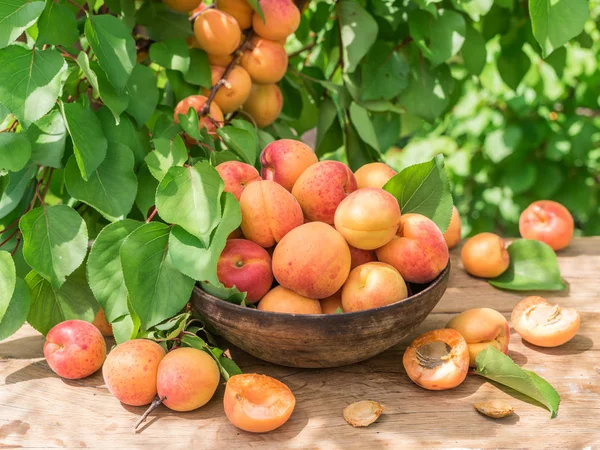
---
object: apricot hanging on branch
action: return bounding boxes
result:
[252,0,300,41]
[202,65,252,113]
[240,37,288,84]
[242,83,283,128]
[194,9,241,56]
[173,95,224,134]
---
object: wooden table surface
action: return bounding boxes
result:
[1,238,599,449]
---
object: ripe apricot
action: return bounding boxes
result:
[511,296,580,347]
[242,83,283,128]
[173,95,224,135]
[217,239,273,302]
[403,329,469,390]
[376,213,449,284]
[224,374,295,432]
[334,188,401,250]
[103,339,166,406]
[260,139,318,191]
[519,200,574,251]
[354,162,396,189]
[272,222,351,298]
[447,308,510,367]
[342,262,408,312]
[216,0,253,29]
[320,292,343,314]
[162,0,201,12]
[443,206,461,249]
[349,246,377,270]
[257,286,322,314]
[203,65,252,114]
[460,232,509,278]
[194,9,241,57]
[292,161,358,225]
[207,53,234,67]
[240,180,303,247]
[44,320,106,380]
[157,347,220,412]
[252,0,300,41]
[216,160,262,201]
[92,308,113,337]
[240,37,288,84]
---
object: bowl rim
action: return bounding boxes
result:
[193,261,451,321]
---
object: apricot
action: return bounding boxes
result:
[224,373,295,432]
[349,246,377,270]
[239,180,303,247]
[162,0,201,12]
[194,9,241,57]
[228,228,243,239]
[240,37,288,84]
[443,206,461,249]
[292,161,358,224]
[217,239,273,302]
[157,347,220,412]
[242,83,283,128]
[354,162,397,189]
[252,0,300,41]
[511,296,580,347]
[202,65,252,114]
[207,53,234,67]
[43,320,106,380]
[258,286,321,314]
[92,308,113,337]
[173,95,224,134]
[216,160,262,201]
[447,308,510,367]
[272,222,351,298]
[260,139,318,191]
[334,188,401,250]
[460,232,509,278]
[216,0,253,28]
[103,339,166,406]
[376,213,449,284]
[403,329,469,390]
[342,262,408,312]
[519,200,574,251]
[320,292,343,314]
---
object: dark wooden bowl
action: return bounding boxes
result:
[191,263,451,368]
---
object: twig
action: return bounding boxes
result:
[10,233,21,256]
[335,4,344,72]
[57,46,77,61]
[289,42,317,58]
[42,168,54,199]
[65,0,87,14]
[146,207,158,223]
[134,396,165,432]
[393,37,413,51]
[0,229,19,248]
[1,118,18,133]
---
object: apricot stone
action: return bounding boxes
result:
[44,320,106,380]
[334,188,401,250]
[92,308,113,337]
[216,0,253,29]
[349,246,377,270]
[194,9,241,56]
[252,0,300,41]
[240,37,288,84]
[342,262,408,312]
[174,95,224,135]
[202,65,252,114]
[354,162,396,189]
[443,206,461,249]
[243,83,283,128]
[376,213,449,284]
[103,339,166,406]
[240,180,303,248]
[258,286,322,314]
[292,161,358,224]
[216,160,262,201]
[320,292,343,314]
[519,200,574,251]
[260,139,318,191]
[162,0,201,12]
[272,222,351,298]
[460,232,509,278]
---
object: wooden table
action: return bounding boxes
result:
[1,238,599,448]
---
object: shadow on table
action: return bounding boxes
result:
[0,335,45,359]
[521,334,594,356]
[5,360,56,385]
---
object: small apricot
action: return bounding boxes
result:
[349,246,377,269]
[320,292,343,314]
[240,37,288,84]
[354,162,396,189]
[257,286,322,314]
[242,83,283,128]
[207,53,234,67]
[443,206,461,249]
[511,296,580,347]
[519,200,574,250]
[162,0,201,13]
[216,160,262,201]
[194,9,241,57]
[92,308,113,337]
[403,329,469,390]
[216,0,253,29]
[252,0,300,41]
[202,65,252,114]
[260,139,318,191]
[461,232,509,278]
[173,95,224,135]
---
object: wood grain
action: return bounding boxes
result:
[1,237,599,448]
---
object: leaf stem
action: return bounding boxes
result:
[64,0,87,15]
[0,118,18,133]
[146,207,158,223]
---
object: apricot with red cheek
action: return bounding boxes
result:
[174,95,224,135]
[260,139,318,191]
[257,286,322,314]
[320,292,343,314]
[216,161,262,201]
[354,162,397,189]
[519,200,574,251]
[252,0,300,41]
[447,308,510,367]
[461,232,509,278]
[194,9,241,56]
[403,329,469,390]
[240,37,288,84]
[511,296,580,347]
[216,0,253,29]
[443,206,461,249]
[349,246,377,270]
[242,84,283,128]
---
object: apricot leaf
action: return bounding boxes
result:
[0,277,30,340]
[0,132,31,172]
[337,0,378,73]
[489,239,566,291]
[36,1,79,47]
[462,25,487,76]
[125,64,159,127]
[217,121,258,165]
[0,0,44,48]
[0,165,36,219]
[0,250,16,322]
[26,110,67,168]
[149,38,189,73]
[135,163,158,216]
[184,49,211,87]
[146,136,188,182]
[475,347,560,418]
[409,9,466,66]
[246,0,264,22]
[137,2,192,42]
[200,280,247,305]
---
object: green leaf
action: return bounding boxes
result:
[315,97,343,157]
[87,219,143,322]
[200,280,247,304]
[0,277,30,340]
[26,266,98,336]
[36,1,79,47]
[26,110,67,168]
[497,45,530,90]
[216,121,257,165]
[126,64,159,128]
[120,222,195,330]
[344,121,374,172]
[475,347,561,418]
[0,164,36,219]
[337,0,378,73]
[0,0,44,48]
[145,136,188,182]
[246,0,264,22]
[135,162,158,216]
[137,1,192,42]
[349,102,380,151]
[462,24,487,75]
[0,250,16,322]
[398,63,454,122]
[529,0,589,57]
[409,9,466,66]
[149,39,190,73]
[184,49,211,87]
[215,353,243,381]
[484,126,522,163]
[168,192,241,283]
[489,239,566,291]
[360,43,409,101]
[0,132,31,171]
[64,144,137,221]
[85,14,136,91]
[177,107,201,140]
[19,205,88,288]
[0,46,67,127]
[451,0,493,21]
[371,111,401,152]
[111,312,138,343]
[383,154,453,232]
[155,162,223,245]
[61,101,108,181]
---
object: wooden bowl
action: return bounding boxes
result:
[191,263,451,368]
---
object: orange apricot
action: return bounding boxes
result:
[202,65,252,114]
[260,139,318,191]
[216,160,262,201]
[519,200,574,251]
[252,0,300,41]
[92,308,113,337]
[242,83,283,128]
[207,53,234,66]
[162,0,201,12]
[460,232,509,278]
[354,162,397,189]
[443,206,461,249]
[320,292,343,314]
[240,37,288,84]
[349,245,377,270]
[257,286,322,314]
[216,0,253,29]
[173,95,224,135]
[194,9,241,56]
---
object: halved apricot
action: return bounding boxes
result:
[403,329,469,390]
[511,296,580,347]
[224,374,295,433]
